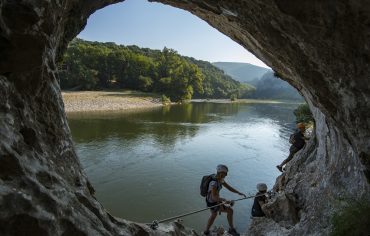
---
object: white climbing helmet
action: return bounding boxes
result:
[216,164,228,173]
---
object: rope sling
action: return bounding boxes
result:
[147,192,267,230]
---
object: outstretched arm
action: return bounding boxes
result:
[223,181,246,198]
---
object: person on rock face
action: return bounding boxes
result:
[251,183,268,217]
[277,123,307,172]
[203,164,246,236]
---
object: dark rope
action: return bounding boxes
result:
[147,193,266,230]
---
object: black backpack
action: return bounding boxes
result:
[200,174,216,197]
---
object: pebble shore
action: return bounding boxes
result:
[62,91,163,113]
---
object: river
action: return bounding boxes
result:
[67,101,300,233]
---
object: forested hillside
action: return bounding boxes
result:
[213,62,270,84]
[213,62,303,101]
[186,58,254,99]
[250,71,303,100]
[58,39,254,102]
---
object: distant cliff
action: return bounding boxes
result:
[214,62,303,100]
[213,62,270,83]
[250,71,303,101]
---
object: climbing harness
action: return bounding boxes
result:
[147,193,267,230]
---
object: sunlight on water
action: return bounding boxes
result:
[68,102,299,233]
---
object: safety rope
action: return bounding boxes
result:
[147,193,266,230]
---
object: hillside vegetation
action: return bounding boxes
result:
[213,62,303,101]
[250,71,303,100]
[213,61,270,84]
[58,39,254,102]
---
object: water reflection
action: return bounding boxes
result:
[68,103,243,147]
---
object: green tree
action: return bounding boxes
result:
[137,76,153,91]
[58,38,252,101]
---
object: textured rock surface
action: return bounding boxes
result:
[248,104,369,235]
[248,218,291,236]
[0,0,369,235]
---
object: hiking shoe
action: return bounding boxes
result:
[276,165,283,172]
[228,228,240,236]
[203,230,210,235]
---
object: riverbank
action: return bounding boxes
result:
[62,91,163,113]
[191,98,300,104]
[62,91,303,114]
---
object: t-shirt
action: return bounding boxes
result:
[206,179,223,203]
[251,193,267,217]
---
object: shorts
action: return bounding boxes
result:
[206,200,220,212]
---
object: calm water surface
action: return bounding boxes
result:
[67,102,300,233]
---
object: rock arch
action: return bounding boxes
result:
[0,0,369,235]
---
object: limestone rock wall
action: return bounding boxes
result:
[0,0,369,235]
[0,0,195,235]
[248,103,369,235]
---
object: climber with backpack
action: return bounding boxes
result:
[276,123,307,172]
[201,164,246,236]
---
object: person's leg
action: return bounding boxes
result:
[226,207,234,229]
[280,152,294,166]
[219,206,234,229]
[277,147,297,170]
[205,210,218,233]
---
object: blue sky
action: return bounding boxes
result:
[78,0,269,68]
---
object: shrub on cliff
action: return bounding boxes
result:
[294,103,314,123]
[330,198,370,236]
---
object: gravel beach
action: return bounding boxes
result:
[62,91,163,113]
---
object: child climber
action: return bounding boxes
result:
[251,183,268,217]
